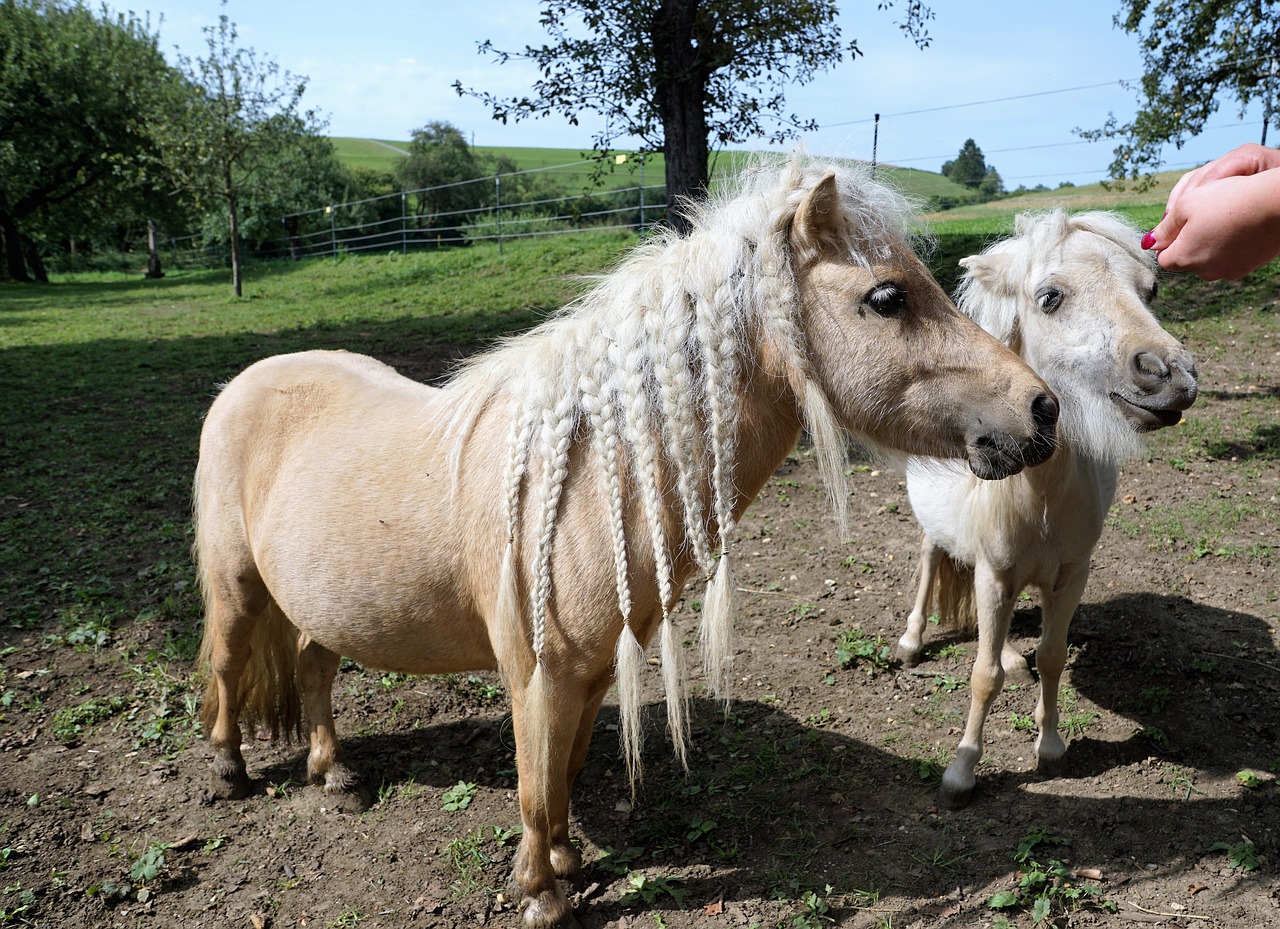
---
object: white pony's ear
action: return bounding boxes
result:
[958,252,1015,292]
[958,251,1019,343]
[790,171,850,261]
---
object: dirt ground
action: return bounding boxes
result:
[1,307,1278,929]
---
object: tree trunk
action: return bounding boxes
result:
[0,208,31,283]
[227,184,243,297]
[146,219,164,279]
[651,0,712,236]
[23,236,48,283]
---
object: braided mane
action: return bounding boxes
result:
[445,151,918,778]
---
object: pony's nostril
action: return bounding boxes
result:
[1132,350,1170,385]
[1031,392,1059,430]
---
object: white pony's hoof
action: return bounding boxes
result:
[939,765,977,809]
[895,637,924,668]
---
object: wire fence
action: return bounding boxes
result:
[152,158,667,272]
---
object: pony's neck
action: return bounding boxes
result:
[724,336,807,519]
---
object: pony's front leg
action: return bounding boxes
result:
[897,534,944,667]
[297,635,371,811]
[940,561,1014,809]
[1032,564,1090,775]
[509,672,586,929]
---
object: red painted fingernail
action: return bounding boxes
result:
[1140,231,1157,250]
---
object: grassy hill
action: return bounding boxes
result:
[329,136,985,205]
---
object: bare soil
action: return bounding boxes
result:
[2,307,1278,929]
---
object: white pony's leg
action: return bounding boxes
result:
[1032,564,1090,773]
[940,559,1014,809]
[897,534,944,667]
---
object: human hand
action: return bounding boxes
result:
[1143,143,1280,280]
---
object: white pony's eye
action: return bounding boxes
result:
[1146,281,1159,304]
[1035,286,1063,312]
[865,282,907,316]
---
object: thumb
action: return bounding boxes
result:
[1142,210,1183,251]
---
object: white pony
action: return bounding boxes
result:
[897,209,1197,808]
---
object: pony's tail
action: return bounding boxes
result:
[933,554,978,633]
[194,467,301,743]
[196,598,303,743]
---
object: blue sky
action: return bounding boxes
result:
[112,0,1269,188]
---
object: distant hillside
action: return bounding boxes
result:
[329,136,982,206]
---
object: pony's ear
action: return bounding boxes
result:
[958,252,1015,293]
[790,171,850,260]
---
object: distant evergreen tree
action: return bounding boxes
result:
[941,139,990,189]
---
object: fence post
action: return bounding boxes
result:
[495,174,503,256]
[639,157,646,235]
[401,192,408,255]
[327,205,336,260]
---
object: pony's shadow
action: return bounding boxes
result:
[246,593,1277,924]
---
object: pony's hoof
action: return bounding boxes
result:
[550,844,583,884]
[894,644,923,668]
[319,764,372,811]
[520,888,578,928]
[937,783,974,810]
[1036,752,1068,779]
[938,766,976,809]
[209,758,252,801]
[323,780,372,812]
[1001,657,1034,686]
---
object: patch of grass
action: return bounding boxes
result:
[987,828,1116,923]
[1209,839,1259,871]
[834,628,893,675]
[441,781,479,812]
[619,871,687,910]
[51,695,128,742]
[1057,687,1098,738]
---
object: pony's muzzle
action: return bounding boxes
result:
[1114,347,1198,430]
[966,389,1059,480]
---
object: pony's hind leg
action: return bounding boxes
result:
[897,534,944,667]
[296,634,371,811]
[1032,564,1090,775]
[204,594,256,800]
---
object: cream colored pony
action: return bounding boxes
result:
[194,154,1059,928]
[897,210,1197,809]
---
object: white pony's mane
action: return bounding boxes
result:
[956,208,1155,464]
[442,152,918,779]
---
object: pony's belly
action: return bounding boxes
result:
[281,598,498,675]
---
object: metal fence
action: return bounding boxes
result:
[157,157,667,271]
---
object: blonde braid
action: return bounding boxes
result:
[693,258,744,703]
[617,327,689,767]
[529,394,577,662]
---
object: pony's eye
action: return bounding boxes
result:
[1035,286,1063,312]
[1146,281,1159,304]
[865,282,907,316]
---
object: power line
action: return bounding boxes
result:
[821,79,1138,129]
